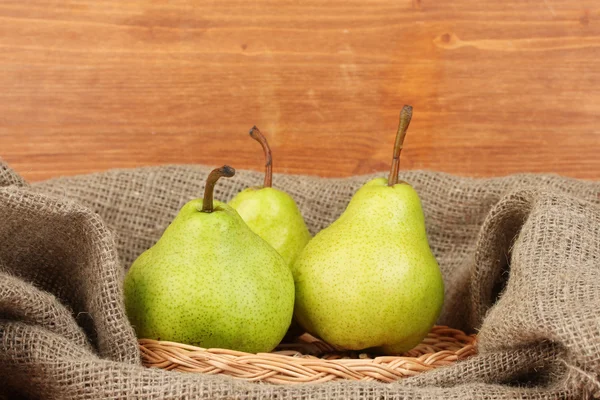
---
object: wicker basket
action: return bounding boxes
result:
[139,325,476,384]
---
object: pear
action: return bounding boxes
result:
[292,106,444,354]
[124,166,295,353]
[229,126,311,267]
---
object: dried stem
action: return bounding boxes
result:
[201,165,235,213]
[249,126,273,188]
[388,105,413,186]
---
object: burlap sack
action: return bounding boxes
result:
[0,159,599,399]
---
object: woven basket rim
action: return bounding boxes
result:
[139,325,477,384]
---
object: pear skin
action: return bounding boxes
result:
[292,178,444,353]
[229,187,311,267]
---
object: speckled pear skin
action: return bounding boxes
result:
[292,177,444,354]
[228,187,311,267]
[123,199,295,354]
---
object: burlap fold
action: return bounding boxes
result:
[0,159,599,399]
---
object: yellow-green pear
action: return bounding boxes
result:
[124,166,295,353]
[292,106,444,354]
[229,127,311,267]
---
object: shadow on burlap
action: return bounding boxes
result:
[0,160,599,399]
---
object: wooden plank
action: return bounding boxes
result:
[0,0,598,181]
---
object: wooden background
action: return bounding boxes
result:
[0,0,599,182]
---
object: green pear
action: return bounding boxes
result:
[124,166,295,353]
[229,126,311,267]
[292,106,444,354]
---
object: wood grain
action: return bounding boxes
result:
[0,0,599,182]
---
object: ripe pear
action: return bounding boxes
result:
[229,127,311,267]
[124,166,295,353]
[292,106,444,354]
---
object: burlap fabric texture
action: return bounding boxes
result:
[1,159,599,399]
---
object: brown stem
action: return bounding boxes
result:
[201,165,235,213]
[249,126,273,187]
[388,105,413,186]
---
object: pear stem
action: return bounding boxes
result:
[249,126,273,188]
[388,105,413,186]
[201,165,235,213]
